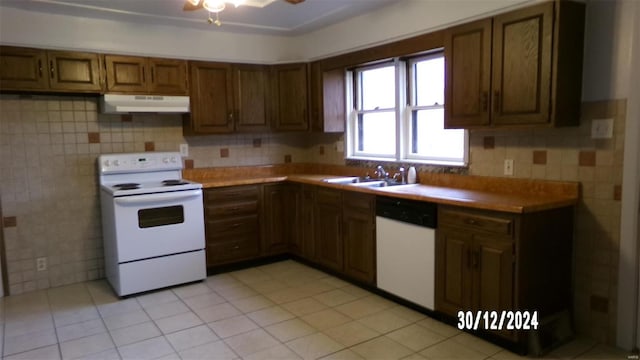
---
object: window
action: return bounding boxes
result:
[347,52,468,166]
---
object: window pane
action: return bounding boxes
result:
[359,111,396,155]
[413,109,464,160]
[360,66,395,110]
[415,56,444,106]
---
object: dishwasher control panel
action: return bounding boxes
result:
[376,196,437,228]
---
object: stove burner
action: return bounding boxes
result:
[162,180,188,186]
[113,183,140,190]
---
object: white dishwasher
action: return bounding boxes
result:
[376,196,437,310]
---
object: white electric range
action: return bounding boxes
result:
[98,152,206,296]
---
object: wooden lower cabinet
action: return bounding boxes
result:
[300,185,316,260]
[314,187,343,272]
[436,205,573,344]
[342,192,376,284]
[203,185,261,266]
[262,183,301,255]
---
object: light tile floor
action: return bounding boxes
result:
[0,260,631,360]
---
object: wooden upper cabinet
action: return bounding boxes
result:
[105,55,187,95]
[444,19,492,128]
[185,61,234,134]
[149,58,188,95]
[48,51,103,91]
[309,62,345,133]
[272,63,309,131]
[491,3,552,126]
[444,1,585,128]
[0,46,102,92]
[233,64,270,132]
[105,55,147,93]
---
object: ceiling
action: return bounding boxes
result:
[0,0,399,35]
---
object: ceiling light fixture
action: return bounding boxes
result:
[185,0,245,27]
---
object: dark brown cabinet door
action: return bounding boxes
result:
[321,67,346,133]
[473,236,513,312]
[148,58,188,95]
[314,188,343,272]
[233,64,270,132]
[444,19,492,128]
[262,183,298,255]
[300,186,315,260]
[436,227,472,316]
[309,62,346,133]
[272,63,309,131]
[105,55,147,93]
[342,192,375,284]
[187,61,234,134]
[491,2,552,126]
[47,51,103,92]
[0,47,49,90]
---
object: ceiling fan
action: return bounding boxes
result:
[184,0,306,26]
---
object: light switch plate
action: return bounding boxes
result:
[180,143,189,157]
[504,159,514,176]
[591,118,614,139]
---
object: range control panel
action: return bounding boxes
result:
[99,152,182,174]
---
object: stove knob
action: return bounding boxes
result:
[103,160,110,167]
[163,157,170,164]
[113,160,120,167]
[170,157,177,163]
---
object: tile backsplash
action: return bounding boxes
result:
[0,94,625,345]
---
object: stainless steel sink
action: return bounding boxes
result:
[322,177,406,187]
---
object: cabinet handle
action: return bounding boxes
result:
[481,91,488,112]
[228,112,234,123]
[472,251,479,268]
[49,60,55,79]
[494,91,501,112]
[37,60,43,78]
[233,245,240,250]
[142,66,145,83]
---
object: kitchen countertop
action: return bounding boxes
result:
[184,164,579,214]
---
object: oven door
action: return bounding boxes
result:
[112,189,205,262]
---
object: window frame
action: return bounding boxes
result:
[348,61,399,160]
[345,51,469,166]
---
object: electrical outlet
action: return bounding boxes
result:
[179,143,189,157]
[36,257,47,272]
[504,159,514,176]
[591,118,614,139]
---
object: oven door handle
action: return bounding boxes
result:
[114,190,202,206]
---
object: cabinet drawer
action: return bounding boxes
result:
[315,188,342,206]
[343,192,374,211]
[206,215,258,240]
[206,200,258,217]
[205,185,259,203]
[207,237,260,264]
[439,208,514,237]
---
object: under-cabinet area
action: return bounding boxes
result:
[194,173,577,354]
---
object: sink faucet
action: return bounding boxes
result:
[374,165,388,179]
[393,167,406,184]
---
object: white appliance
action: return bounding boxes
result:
[99,152,206,296]
[376,197,437,310]
[100,94,190,114]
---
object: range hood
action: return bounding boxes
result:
[100,94,190,114]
